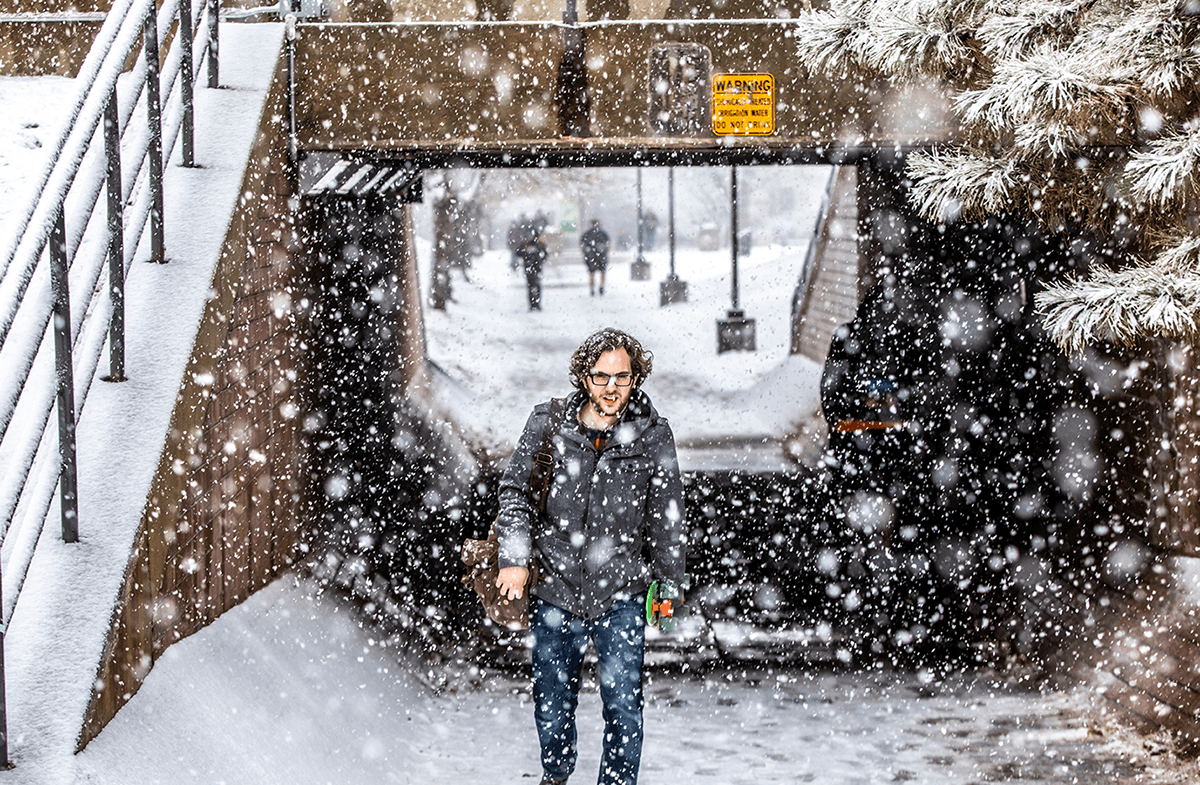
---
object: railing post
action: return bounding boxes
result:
[49,209,80,544]
[206,0,219,88]
[285,14,298,174]
[0,587,8,769]
[180,0,196,167]
[144,9,166,263]
[104,87,127,382]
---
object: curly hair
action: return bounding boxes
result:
[569,328,654,390]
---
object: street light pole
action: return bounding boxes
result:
[669,167,675,276]
[638,168,644,253]
[717,166,755,352]
[632,167,650,280]
[731,165,739,310]
[660,165,688,305]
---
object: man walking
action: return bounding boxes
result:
[517,219,548,310]
[495,328,687,785]
[580,218,611,296]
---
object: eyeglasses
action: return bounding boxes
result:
[587,372,634,387]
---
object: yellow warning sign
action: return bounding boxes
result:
[711,73,775,136]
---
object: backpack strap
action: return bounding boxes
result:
[529,397,568,513]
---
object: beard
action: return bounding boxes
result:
[586,385,632,421]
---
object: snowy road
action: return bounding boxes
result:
[62,577,1192,784]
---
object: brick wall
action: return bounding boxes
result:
[0,20,104,77]
[77,53,303,750]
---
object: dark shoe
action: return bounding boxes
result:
[539,778,567,785]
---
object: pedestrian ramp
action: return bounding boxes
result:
[1,23,294,769]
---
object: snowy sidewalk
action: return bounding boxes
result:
[58,575,1194,784]
[418,241,826,472]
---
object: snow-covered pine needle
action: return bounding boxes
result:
[954,51,1135,146]
[1131,40,1200,102]
[997,52,1133,126]
[1124,128,1200,212]
[1102,1,1200,101]
[954,82,1017,139]
[791,10,872,76]
[1148,231,1200,272]
[976,0,1089,61]
[861,13,984,86]
[1012,120,1090,160]
[1037,265,1200,351]
[907,148,1023,223]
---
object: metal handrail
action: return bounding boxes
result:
[0,0,221,765]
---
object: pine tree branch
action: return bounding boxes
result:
[906,148,1025,223]
[792,9,872,76]
[1011,120,1090,159]
[1147,230,1200,272]
[975,0,1092,61]
[791,0,1200,351]
[905,146,1128,231]
[956,52,1136,137]
[860,11,988,87]
[1125,128,1200,213]
[1037,265,1200,352]
[1103,1,1200,103]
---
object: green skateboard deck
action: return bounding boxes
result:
[646,574,690,631]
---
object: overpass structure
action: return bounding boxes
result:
[0,0,1198,770]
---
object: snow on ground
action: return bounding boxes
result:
[417,240,825,471]
[59,575,1198,784]
[0,76,74,244]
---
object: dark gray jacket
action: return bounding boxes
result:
[496,390,687,620]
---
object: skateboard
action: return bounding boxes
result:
[646,574,691,632]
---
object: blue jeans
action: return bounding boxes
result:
[532,596,645,785]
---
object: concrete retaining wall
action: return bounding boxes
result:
[0,19,103,77]
[77,45,305,750]
[790,166,863,365]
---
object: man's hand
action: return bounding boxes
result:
[496,566,530,600]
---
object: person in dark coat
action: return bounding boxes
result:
[516,221,548,310]
[821,282,942,525]
[580,218,611,296]
[640,210,658,251]
[495,328,687,785]
[508,215,528,271]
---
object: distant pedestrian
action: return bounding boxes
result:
[508,215,527,271]
[580,218,611,296]
[517,221,548,310]
[641,210,658,251]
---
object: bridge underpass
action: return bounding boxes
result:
[1,6,1198,780]
[254,11,1200,756]
[295,151,1094,655]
